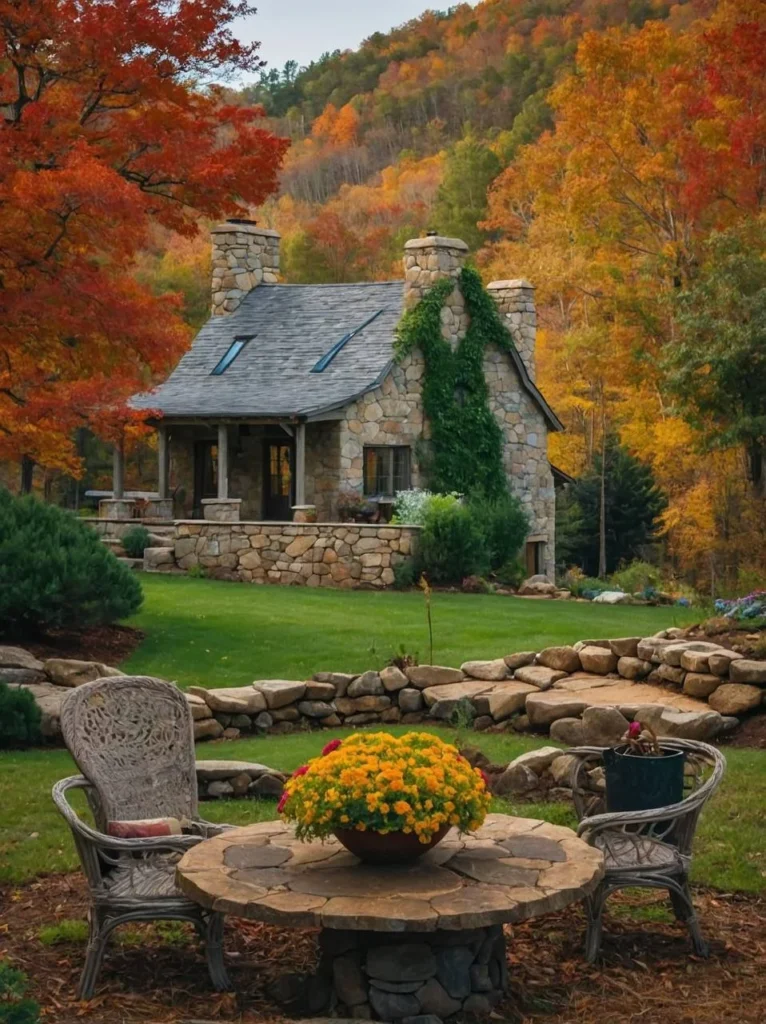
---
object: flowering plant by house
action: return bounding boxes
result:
[278,732,490,843]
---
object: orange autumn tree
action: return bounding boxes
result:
[0,0,289,479]
[481,0,766,584]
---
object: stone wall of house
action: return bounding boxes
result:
[170,521,418,588]
[305,421,341,521]
[484,345,556,577]
[487,279,537,381]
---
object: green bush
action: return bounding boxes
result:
[0,490,143,637]
[0,961,41,1023]
[467,491,529,570]
[121,525,151,559]
[415,498,488,584]
[0,684,42,749]
[494,559,526,588]
[610,559,662,595]
[392,558,417,589]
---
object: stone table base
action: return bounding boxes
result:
[271,925,508,1021]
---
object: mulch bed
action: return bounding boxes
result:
[721,712,766,749]
[21,624,145,666]
[2,874,765,1024]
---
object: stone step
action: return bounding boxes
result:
[116,556,143,570]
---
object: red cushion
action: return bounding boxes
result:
[106,817,183,839]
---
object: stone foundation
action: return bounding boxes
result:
[273,925,507,1020]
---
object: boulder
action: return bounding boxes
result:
[313,671,357,696]
[549,717,585,745]
[537,646,581,673]
[185,693,213,720]
[195,760,273,781]
[578,646,618,675]
[609,637,641,658]
[485,683,537,721]
[680,649,717,673]
[44,658,124,688]
[504,651,537,670]
[423,680,478,710]
[617,656,652,681]
[580,706,628,746]
[514,665,568,690]
[509,746,564,773]
[12,681,64,737]
[658,664,686,685]
[729,660,766,685]
[254,680,306,709]
[304,681,337,701]
[143,546,175,569]
[380,666,409,692]
[682,673,722,699]
[406,666,464,689]
[344,711,382,726]
[708,683,763,716]
[0,647,44,671]
[298,700,338,719]
[549,753,578,786]
[460,659,508,681]
[634,705,724,741]
[708,650,744,677]
[494,762,539,796]
[249,773,285,798]
[254,711,273,730]
[0,667,47,686]
[526,692,589,727]
[398,688,423,713]
[518,578,557,597]
[336,695,391,714]
[660,641,722,668]
[637,637,684,663]
[592,591,629,604]
[188,685,266,715]
[347,671,384,697]
[194,718,224,741]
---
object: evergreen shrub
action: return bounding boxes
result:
[0,490,143,637]
[0,683,42,748]
[121,525,151,559]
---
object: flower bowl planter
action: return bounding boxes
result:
[604,745,685,813]
[333,823,451,864]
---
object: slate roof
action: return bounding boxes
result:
[132,280,562,430]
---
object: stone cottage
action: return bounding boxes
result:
[124,221,561,577]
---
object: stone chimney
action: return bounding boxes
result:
[211,218,281,316]
[403,233,469,347]
[487,279,537,381]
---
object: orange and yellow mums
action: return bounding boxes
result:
[279,732,491,843]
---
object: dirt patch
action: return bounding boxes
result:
[2,874,764,1024]
[721,711,766,750]
[22,624,144,667]
[682,621,766,658]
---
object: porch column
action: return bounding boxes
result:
[113,443,125,499]
[158,426,170,500]
[295,422,306,506]
[217,423,229,499]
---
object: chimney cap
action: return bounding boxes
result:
[227,217,258,226]
[404,235,469,252]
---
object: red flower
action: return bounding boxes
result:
[479,769,491,790]
[277,792,289,814]
[292,764,309,777]
[322,739,342,756]
[627,721,642,739]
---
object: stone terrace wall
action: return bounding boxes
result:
[169,521,419,588]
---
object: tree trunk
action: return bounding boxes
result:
[598,415,607,579]
[19,455,34,495]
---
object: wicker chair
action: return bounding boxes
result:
[53,675,231,999]
[568,738,726,962]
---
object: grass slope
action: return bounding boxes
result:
[123,575,696,689]
[1,729,763,893]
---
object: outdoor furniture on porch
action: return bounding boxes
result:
[52,675,232,999]
[567,738,726,961]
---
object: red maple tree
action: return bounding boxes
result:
[0,0,289,477]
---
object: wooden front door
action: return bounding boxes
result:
[193,441,218,517]
[263,441,294,520]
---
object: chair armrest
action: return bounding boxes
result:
[189,818,236,838]
[52,776,206,854]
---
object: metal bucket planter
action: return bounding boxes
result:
[604,745,685,813]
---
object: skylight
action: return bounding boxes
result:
[311,310,385,373]
[210,335,253,375]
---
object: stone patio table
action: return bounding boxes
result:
[177,813,604,1020]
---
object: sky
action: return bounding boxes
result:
[236,1,449,76]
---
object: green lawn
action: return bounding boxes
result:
[1,728,763,894]
[123,574,697,689]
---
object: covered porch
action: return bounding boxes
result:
[101,417,341,523]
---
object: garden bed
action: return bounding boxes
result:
[22,624,145,666]
[2,873,764,1024]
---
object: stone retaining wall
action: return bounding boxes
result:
[4,629,764,746]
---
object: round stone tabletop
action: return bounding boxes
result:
[177,814,604,932]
